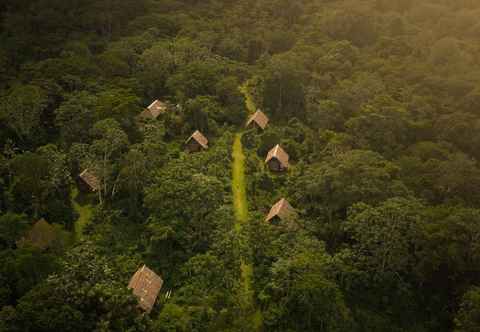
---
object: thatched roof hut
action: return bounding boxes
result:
[265,198,296,224]
[246,110,269,130]
[140,100,168,120]
[186,130,209,152]
[265,144,289,171]
[79,169,100,192]
[128,265,164,313]
[17,219,57,250]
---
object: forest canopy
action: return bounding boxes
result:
[1,0,480,331]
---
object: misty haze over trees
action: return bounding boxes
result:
[1,0,480,331]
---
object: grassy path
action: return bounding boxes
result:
[71,187,93,241]
[240,83,256,114]
[231,81,263,330]
[232,133,262,330]
[232,134,248,230]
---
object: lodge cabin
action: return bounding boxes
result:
[16,219,57,250]
[128,265,164,313]
[265,198,297,225]
[78,168,100,192]
[185,130,209,152]
[246,110,269,131]
[265,144,289,172]
[139,100,168,120]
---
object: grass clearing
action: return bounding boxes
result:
[71,187,94,241]
[240,82,256,114]
[232,134,248,230]
[232,115,263,329]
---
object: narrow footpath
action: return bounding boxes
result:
[232,134,248,231]
[72,188,93,241]
[231,81,263,330]
[232,133,262,330]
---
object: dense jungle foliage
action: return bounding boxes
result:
[1,0,480,331]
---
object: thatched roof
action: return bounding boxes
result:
[128,265,163,313]
[79,169,100,192]
[265,144,289,168]
[17,219,56,250]
[140,100,167,119]
[186,130,209,149]
[265,198,296,222]
[246,110,269,130]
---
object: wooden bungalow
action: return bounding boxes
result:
[246,110,269,130]
[185,130,209,152]
[139,100,168,120]
[128,265,164,313]
[17,219,57,250]
[265,198,297,225]
[265,144,289,171]
[79,168,100,192]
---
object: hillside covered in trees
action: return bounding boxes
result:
[1,0,480,331]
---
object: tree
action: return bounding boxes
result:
[330,73,386,118]
[182,96,215,134]
[8,145,72,223]
[398,145,480,205]
[55,91,97,147]
[261,52,307,120]
[0,213,29,249]
[418,206,480,286]
[345,105,412,156]
[435,112,480,161]
[321,6,377,47]
[288,150,409,221]
[153,304,191,332]
[1,0,148,62]
[164,251,238,330]
[7,242,146,332]
[95,88,142,136]
[455,287,480,332]
[166,59,224,101]
[261,238,352,331]
[137,122,168,169]
[346,198,424,276]
[118,148,147,217]
[88,119,129,204]
[145,159,225,262]
[9,152,49,217]
[306,99,345,131]
[1,85,47,145]
[5,247,60,300]
[313,41,359,81]
[139,38,211,98]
